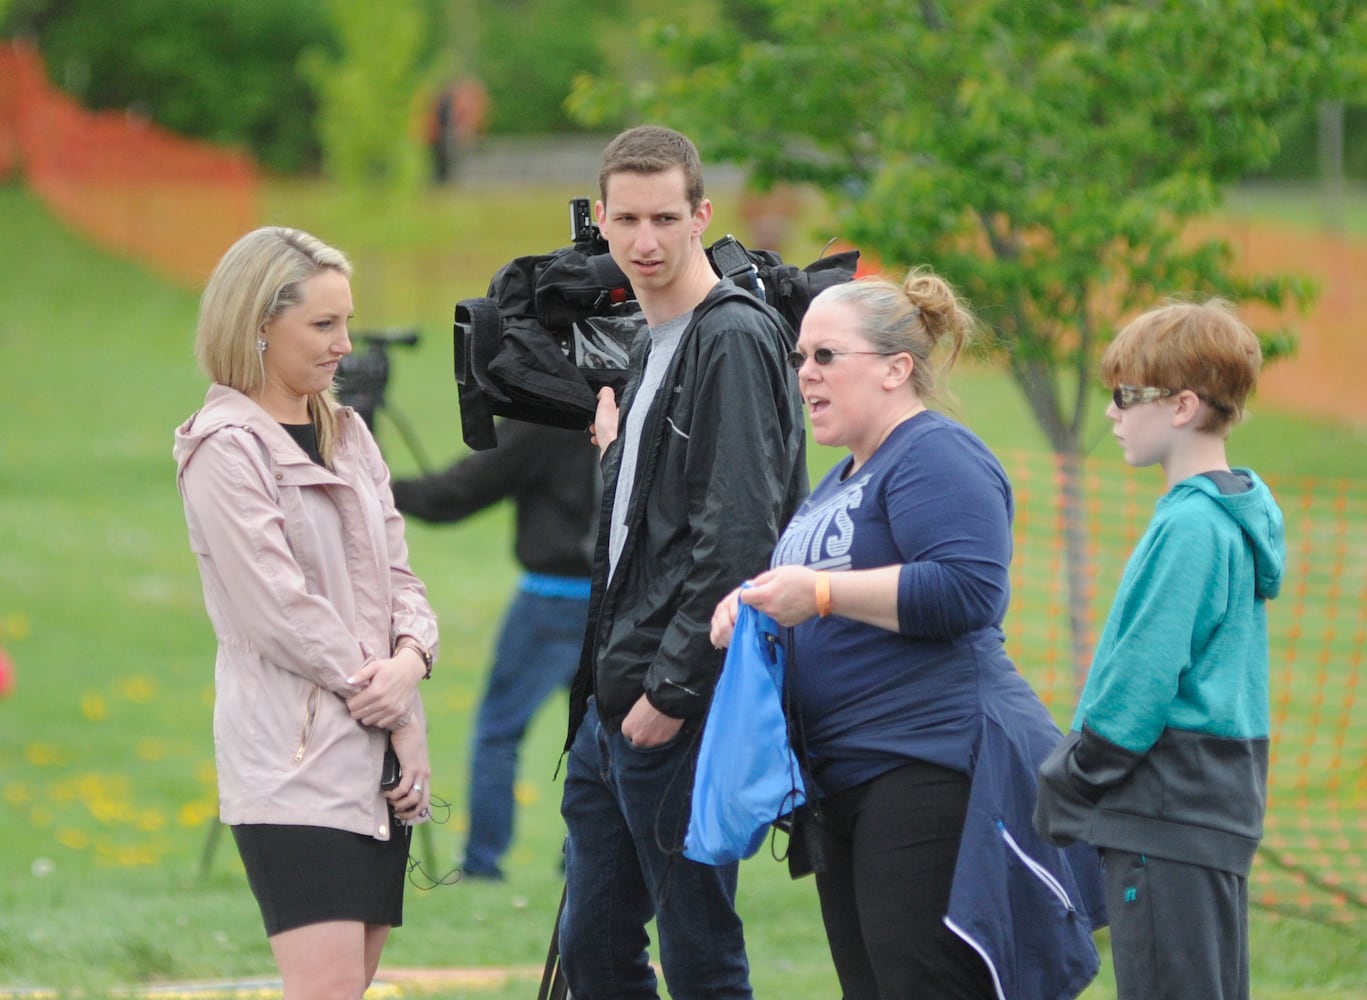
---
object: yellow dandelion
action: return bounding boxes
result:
[177,800,217,827]
[3,782,31,804]
[195,760,217,784]
[4,612,30,640]
[89,797,136,825]
[24,743,62,766]
[81,693,108,721]
[136,738,166,762]
[136,809,165,832]
[114,844,162,867]
[75,773,129,801]
[513,779,539,806]
[116,675,156,702]
[57,828,90,850]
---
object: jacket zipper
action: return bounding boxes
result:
[996,820,1076,914]
[294,686,320,763]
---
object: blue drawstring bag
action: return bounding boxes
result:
[685,597,806,865]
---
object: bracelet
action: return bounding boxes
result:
[396,639,433,680]
[814,571,833,617]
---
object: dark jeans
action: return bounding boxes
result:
[813,760,995,1000]
[1105,849,1250,1000]
[462,587,587,877]
[558,699,752,999]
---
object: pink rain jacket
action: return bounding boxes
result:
[174,384,437,840]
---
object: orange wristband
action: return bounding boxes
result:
[814,571,833,617]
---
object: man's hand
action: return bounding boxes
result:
[589,386,619,453]
[620,694,683,749]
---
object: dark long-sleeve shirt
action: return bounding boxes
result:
[391,419,599,579]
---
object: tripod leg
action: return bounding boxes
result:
[537,882,571,1000]
[198,821,223,881]
[378,404,433,474]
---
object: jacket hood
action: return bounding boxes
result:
[174,384,337,478]
[1176,468,1285,600]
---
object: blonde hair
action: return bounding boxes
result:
[814,266,976,401]
[196,227,353,462]
[1101,299,1261,435]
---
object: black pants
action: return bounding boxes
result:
[812,761,995,1000]
[1104,849,1250,1000]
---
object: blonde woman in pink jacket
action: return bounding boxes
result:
[174,227,438,999]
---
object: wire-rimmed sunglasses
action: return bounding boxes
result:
[1112,385,1178,410]
[786,348,898,371]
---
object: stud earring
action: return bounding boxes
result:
[257,337,267,353]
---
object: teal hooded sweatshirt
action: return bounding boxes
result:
[1035,468,1286,875]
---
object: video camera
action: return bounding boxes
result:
[452,198,642,449]
[569,195,599,246]
[336,327,421,430]
[451,196,861,451]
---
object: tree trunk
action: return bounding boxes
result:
[1011,362,1096,697]
[1318,100,1345,235]
[1055,448,1095,696]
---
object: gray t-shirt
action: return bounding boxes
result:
[607,311,693,583]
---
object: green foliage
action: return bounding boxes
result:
[473,0,633,133]
[1260,105,1367,181]
[571,0,1362,457]
[300,0,436,195]
[3,0,325,172]
[3,0,644,171]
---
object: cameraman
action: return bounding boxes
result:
[392,418,598,880]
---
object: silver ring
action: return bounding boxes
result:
[413,784,422,793]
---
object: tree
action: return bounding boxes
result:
[569,0,1364,684]
[3,0,326,172]
[301,0,437,195]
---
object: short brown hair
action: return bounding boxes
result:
[598,125,705,210]
[1101,299,1262,435]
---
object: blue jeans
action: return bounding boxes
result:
[462,583,588,877]
[559,699,752,999]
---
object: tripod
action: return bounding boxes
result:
[337,327,433,474]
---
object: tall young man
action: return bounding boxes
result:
[558,126,806,998]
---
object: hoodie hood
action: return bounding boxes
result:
[1174,468,1285,601]
[174,383,337,483]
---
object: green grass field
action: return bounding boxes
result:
[1,179,1364,998]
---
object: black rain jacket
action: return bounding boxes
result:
[566,280,807,742]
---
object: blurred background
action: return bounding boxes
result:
[1,1,1365,996]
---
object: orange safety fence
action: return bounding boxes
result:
[0,39,257,288]
[1003,447,1367,926]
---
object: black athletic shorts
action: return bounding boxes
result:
[231,819,411,936]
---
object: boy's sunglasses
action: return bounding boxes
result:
[786,348,898,371]
[1112,385,1177,410]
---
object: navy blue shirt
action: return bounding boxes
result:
[773,410,1017,794]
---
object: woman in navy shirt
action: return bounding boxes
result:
[711,269,1105,1000]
